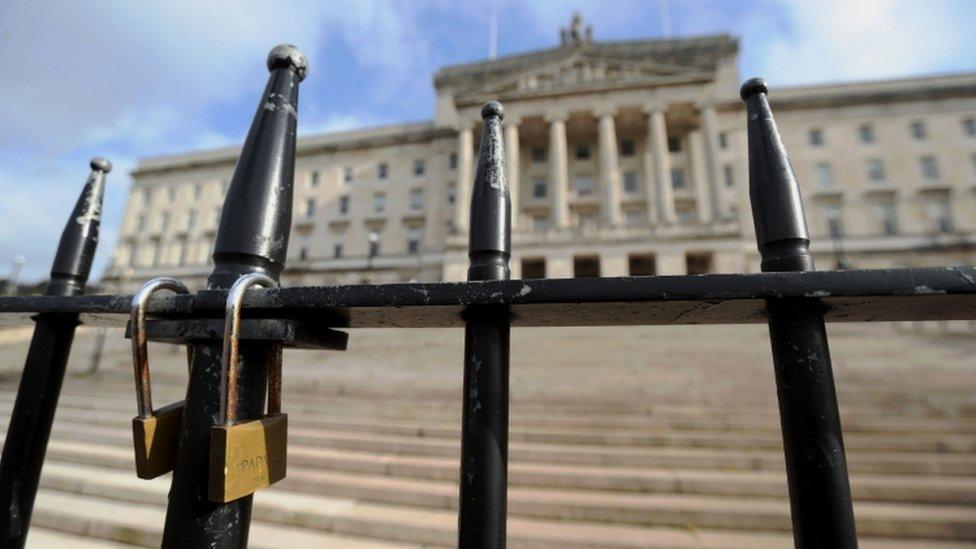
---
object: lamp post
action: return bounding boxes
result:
[363,231,379,284]
[6,256,25,295]
[827,211,851,270]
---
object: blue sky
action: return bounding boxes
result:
[2,0,975,282]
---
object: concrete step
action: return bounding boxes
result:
[24,382,976,432]
[24,397,976,453]
[36,436,976,506]
[27,528,136,548]
[20,417,976,478]
[36,457,976,541]
[31,488,411,548]
[33,460,973,548]
[19,394,975,454]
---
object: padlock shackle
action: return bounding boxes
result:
[131,277,191,418]
[219,272,278,426]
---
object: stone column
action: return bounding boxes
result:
[455,124,474,233]
[689,130,713,224]
[645,106,676,224]
[547,114,570,229]
[597,110,622,226]
[504,118,520,229]
[699,104,724,220]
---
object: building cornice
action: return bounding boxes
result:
[132,121,455,178]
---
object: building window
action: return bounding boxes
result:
[686,252,713,275]
[875,203,898,235]
[413,159,426,176]
[963,117,976,137]
[926,198,953,233]
[667,137,682,153]
[309,171,320,187]
[407,227,422,254]
[858,124,875,144]
[449,152,458,170]
[304,198,316,218]
[372,192,386,213]
[136,214,146,232]
[866,159,886,183]
[620,139,636,157]
[193,183,203,199]
[344,166,353,182]
[718,132,728,149]
[723,164,735,188]
[573,256,600,278]
[920,155,940,180]
[910,120,927,140]
[532,215,549,232]
[167,186,177,203]
[186,210,197,231]
[521,258,546,279]
[378,163,388,179]
[671,168,686,189]
[624,209,644,226]
[577,211,598,229]
[623,171,639,193]
[409,188,423,211]
[447,183,457,205]
[339,195,350,215]
[142,188,152,207]
[575,144,590,160]
[808,128,824,147]
[574,175,594,196]
[333,243,343,259]
[299,247,308,261]
[628,254,656,276]
[161,212,170,231]
[531,147,546,163]
[825,204,843,238]
[532,178,547,199]
[368,231,381,257]
[815,162,833,187]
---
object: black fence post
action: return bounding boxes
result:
[0,157,111,547]
[160,44,305,547]
[742,78,858,549]
[458,101,511,548]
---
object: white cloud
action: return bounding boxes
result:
[756,0,974,85]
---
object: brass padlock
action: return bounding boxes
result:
[130,277,192,479]
[209,272,287,503]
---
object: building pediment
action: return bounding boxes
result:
[454,52,714,106]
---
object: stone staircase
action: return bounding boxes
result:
[1,324,974,547]
[2,373,975,548]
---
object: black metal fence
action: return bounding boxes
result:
[0,45,974,549]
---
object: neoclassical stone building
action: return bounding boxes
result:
[104,17,976,291]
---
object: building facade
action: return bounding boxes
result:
[104,17,976,291]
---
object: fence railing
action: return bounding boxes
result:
[0,45,974,549]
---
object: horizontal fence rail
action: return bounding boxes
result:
[0,267,972,328]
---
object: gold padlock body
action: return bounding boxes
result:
[132,400,185,479]
[209,413,287,503]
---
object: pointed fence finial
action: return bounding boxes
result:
[467,100,511,281]
[741,77,814,273]
[210,44,306,287]
[47,157,111,295]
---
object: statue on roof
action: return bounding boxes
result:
[560,12,592,47]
